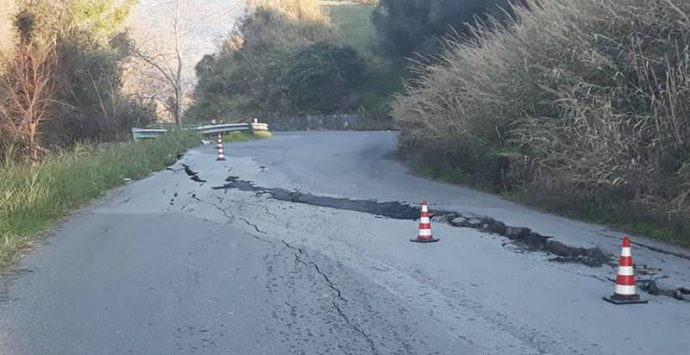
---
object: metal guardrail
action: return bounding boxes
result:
[132,122,270,141]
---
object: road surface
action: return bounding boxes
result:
[1,131,690,354]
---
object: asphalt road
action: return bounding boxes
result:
[1,131,690,354]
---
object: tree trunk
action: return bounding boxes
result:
[173,0,183,125]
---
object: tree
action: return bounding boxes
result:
[1,10,58,160]
[128,0,217,125]
[1,0,151,157]
[70,0,137,40]
[372,0,521,57]
[45,30,155,145]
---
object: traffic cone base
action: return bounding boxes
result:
[602,295,647,305]
[410,237,440,243]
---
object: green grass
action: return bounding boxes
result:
[0,131,200,272]
[252,131,274,139]
[221,131,274,142]
[510,190,690,249]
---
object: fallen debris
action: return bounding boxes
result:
[182,164,198,177]
[450,217,467,227]
[190,176,207,183]
[639,280,690,302]
[441,212,611,267]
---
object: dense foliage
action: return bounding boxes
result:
[0,0,152,160]
[372,0,520,57]
[188,0,364,121]
[282,42,364,113]
[393,0,690,243]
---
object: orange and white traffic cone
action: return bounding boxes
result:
[215,133,223,150]
[603,236,647,305]
[216,135,226,161]
[410,200,439,243]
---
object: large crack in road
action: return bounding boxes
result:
[206,176,690,302]
[286,241,379,354]
[174,165,689,302]
[212,178,611,268]
[213,179,422,220]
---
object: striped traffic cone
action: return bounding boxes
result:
[603,236,647,305]
[216,135,226,161]
[215,133,222,150]
[410,200,439,243]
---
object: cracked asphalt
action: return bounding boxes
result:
[1,131,690,354]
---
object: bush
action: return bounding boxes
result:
[372,0,520,57]
[1,0,144,158]
[282,42,365,113]
[44,31,155,146]
[393,0,690,244]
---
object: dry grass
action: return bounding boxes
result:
[0,0,17,74]
[252,130,273,139]
[394,0,690,244]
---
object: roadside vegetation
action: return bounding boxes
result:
[392,0,690,246]
[0,131,199,271]
[188,0,361,120]
[0,1,204,271]
[187,0,517,121]
[0,0,155,160]
[371,0,520,57]
[223,131,273,142]
[326,1,404,112]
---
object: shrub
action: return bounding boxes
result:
[372,0,520,57]
[393,0,690,243]
[44,30,155,146]
[1,0,144,158]
[282,42,365,113]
